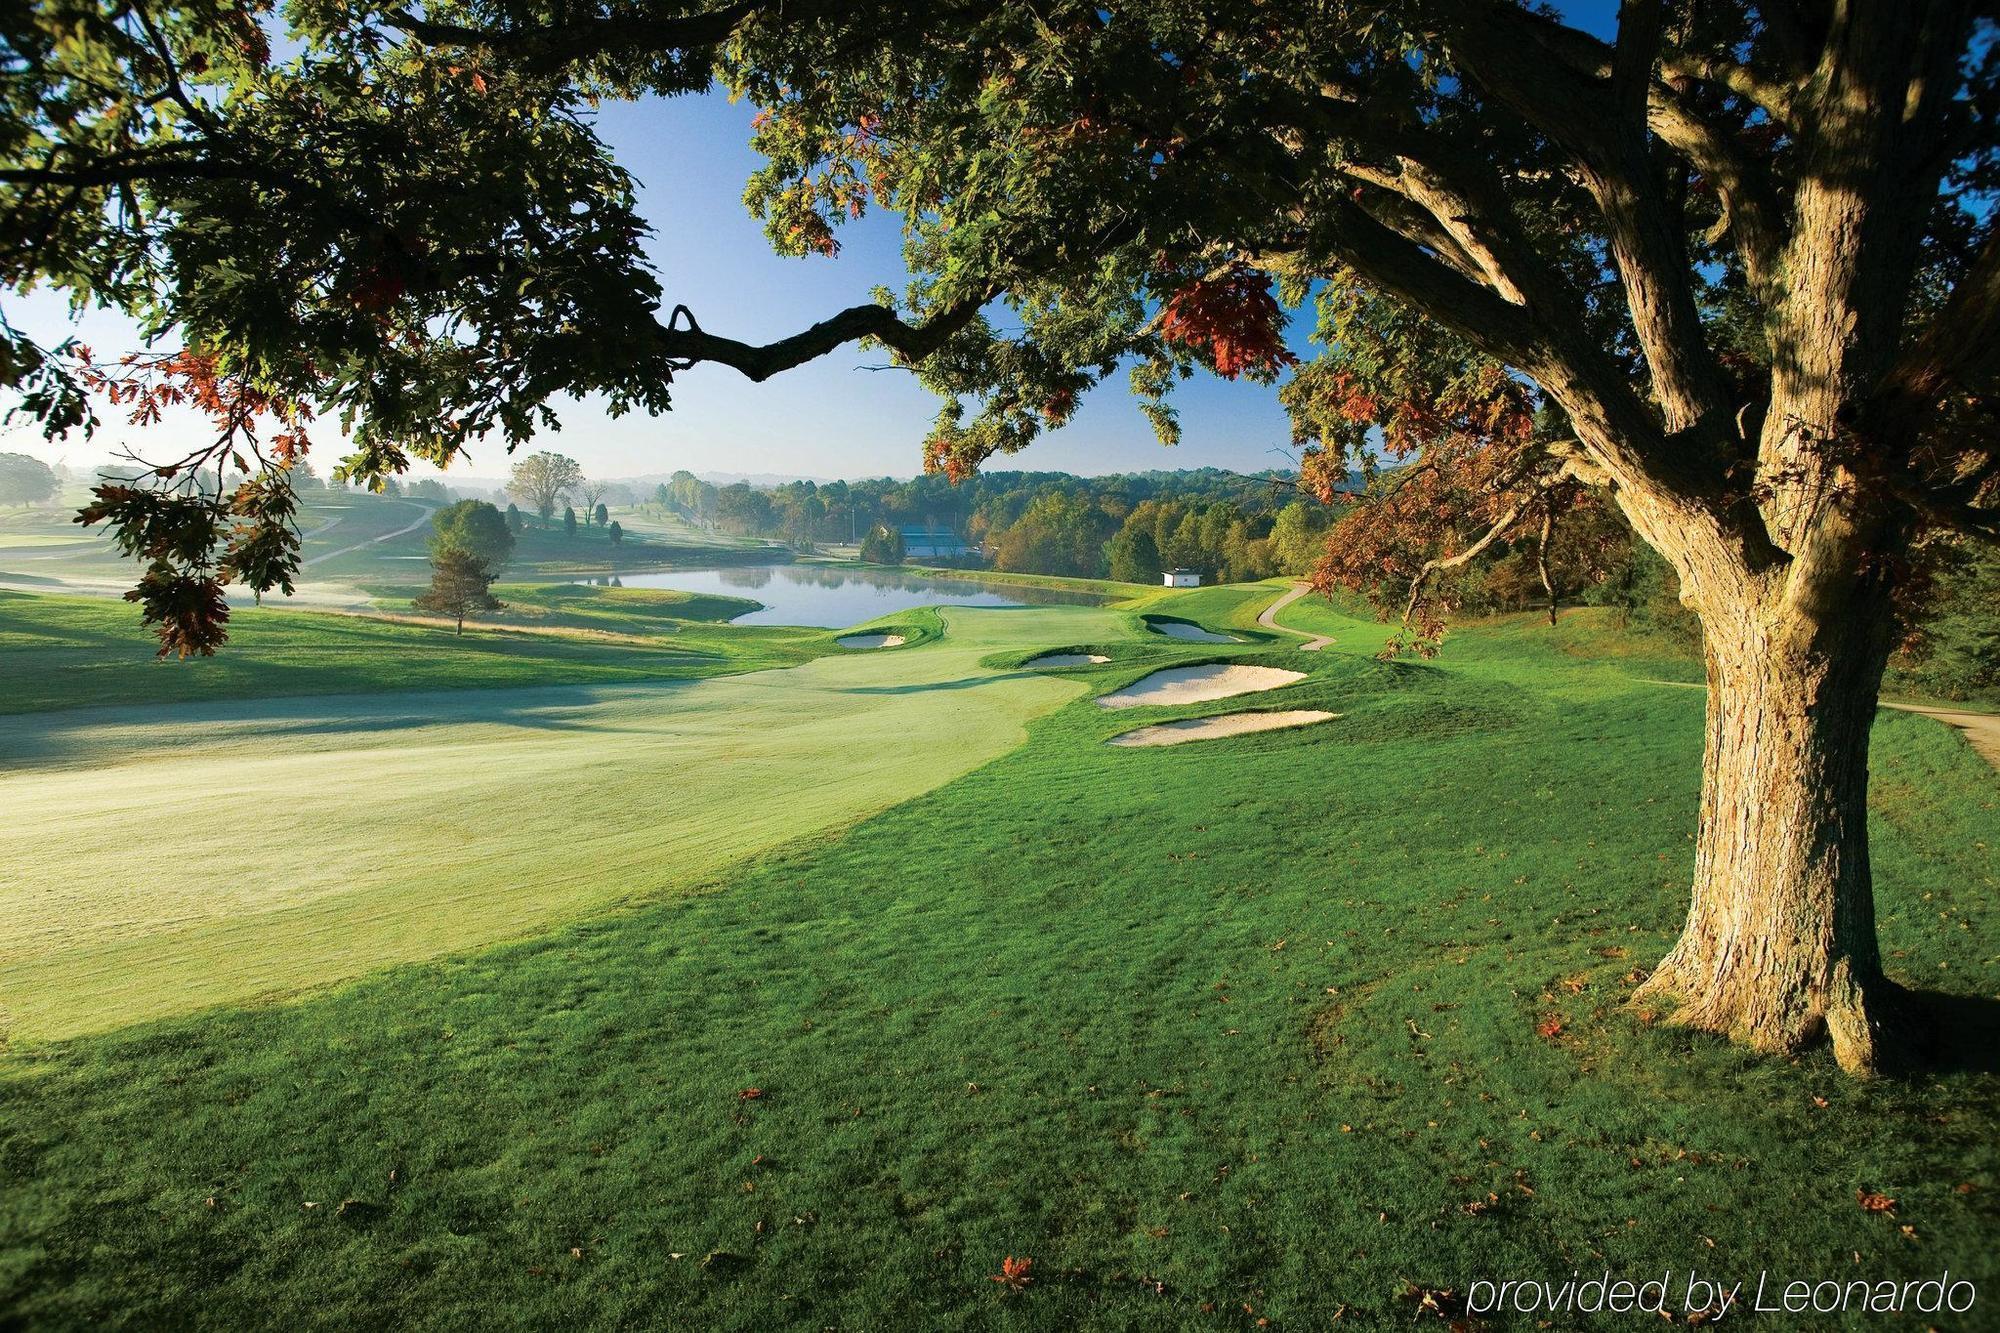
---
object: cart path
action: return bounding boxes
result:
[1258,583,1336,650]
[301,500,435,568]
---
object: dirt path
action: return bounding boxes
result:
[300,500,434,568]
[1641,678,1999,773]
[1258,582,1336,650]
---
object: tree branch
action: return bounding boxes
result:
[1402,474,1557,628]
[1534,495,1559,625]
[1426,0,1733,439]
[1643,92,1783,297]
[653,295,988,383]
[384,1,763,72]
[1875,216,2000,423]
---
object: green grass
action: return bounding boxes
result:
[0,600,1142,1038]
[607,506,782,550]
[1,581,1996,1327]
[0,588,832,715]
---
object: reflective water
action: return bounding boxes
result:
[579,563,1096,628]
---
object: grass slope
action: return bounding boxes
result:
[0,583,1995,1328]
[0,602,1133,1038]
[0,588,823,716]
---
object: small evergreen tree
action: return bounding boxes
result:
[413,547,502,634]
[505,503,523,534]
[594,502,609,528]
[562,506,578,536]
[608,520,623,546]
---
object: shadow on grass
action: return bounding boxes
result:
[838,670,1043,695]
[1911,989,2000,1076]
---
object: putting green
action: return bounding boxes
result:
[0,603,1126,1040]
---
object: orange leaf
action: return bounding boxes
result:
[990,1255,1033,1290]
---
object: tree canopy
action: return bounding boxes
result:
[0,452,59,506]
[428,498,515,567]
[505,452,583,525]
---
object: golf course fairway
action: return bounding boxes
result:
[0,603,1127,1040]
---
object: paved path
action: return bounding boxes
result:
[1258,582,1336,650]
[1641,678,1999,774]
[300,500,434,568]
[1889,703,2000,771]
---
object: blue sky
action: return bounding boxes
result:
[5,3,1619,483]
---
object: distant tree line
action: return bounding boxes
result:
[648,466,1335,576]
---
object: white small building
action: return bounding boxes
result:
[1163,568,1202,588]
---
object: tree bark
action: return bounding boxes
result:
[1633,587,1902,1075]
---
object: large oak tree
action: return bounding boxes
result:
[6,1,1996,1072]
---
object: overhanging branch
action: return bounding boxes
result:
[654,295,988,383]
[383,2,763,72]
[1402,471,1560,628]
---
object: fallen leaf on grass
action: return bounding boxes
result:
[1857,1189,1898,1215]
[990,1255,1033,1291]
[1399,1281,1463,1321]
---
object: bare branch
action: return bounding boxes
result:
[1661,48,1797,127]
[654,295,989,383]
[1644,92,1783,296]
[1534,496,1558,625]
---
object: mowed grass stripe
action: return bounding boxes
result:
[0,604,1125,1039]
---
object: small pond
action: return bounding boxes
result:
[577,563,1096,628]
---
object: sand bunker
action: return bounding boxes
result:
[1028,652,1111,667]
[1148,619,1240,643]
[1106,710,1339,747]
[836,633,906,649]
[1096,664,1306,709]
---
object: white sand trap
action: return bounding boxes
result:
[1028,652,1111,667]
[1096,663,1306,709]
[836,633,906,649]
[1107,709,1339,747]
[1149,619,1240,643]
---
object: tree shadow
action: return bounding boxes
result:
[1902,988,2000,1076]
[839,670,1040,695]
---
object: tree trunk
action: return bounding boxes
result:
[1633,591,1902,1075]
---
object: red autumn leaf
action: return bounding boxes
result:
[990,1255,1033,1290]
[1535,1014,1565,1040]
[737,1087,765,1101]
[1857,1189,1898,1214]
[1157,263,1297,380]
